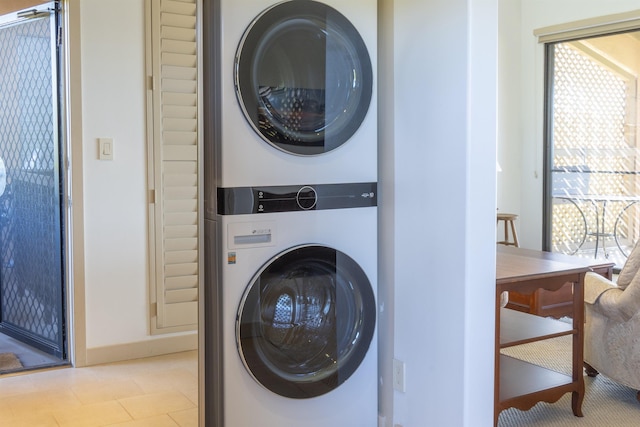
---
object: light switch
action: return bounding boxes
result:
[98,138,113,160]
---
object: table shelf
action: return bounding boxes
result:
[499,354,573,402]
[500,308,574,348]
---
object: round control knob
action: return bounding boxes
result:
[296,186,317,210]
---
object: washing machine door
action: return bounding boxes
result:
[235,0,373,155]
[237,245,376,398]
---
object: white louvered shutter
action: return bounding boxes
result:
[147,0,199,332]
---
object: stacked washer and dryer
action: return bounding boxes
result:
[202,1,378,426]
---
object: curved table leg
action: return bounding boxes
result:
[572,388,585,418]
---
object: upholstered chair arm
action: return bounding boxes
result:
[585,271,640,322]
[584,272,616,304]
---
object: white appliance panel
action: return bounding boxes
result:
[219,207,377,427]
[218,0,377,187]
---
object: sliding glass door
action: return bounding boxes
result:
[544,32,640,268]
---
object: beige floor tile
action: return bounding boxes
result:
[105,414,180,427]
[132,368,198,394]
[179,382,199,406]
[89,352,196,382]
[72,378,146,404]
[87,361,159,382]
[118,390,195,420]
[8,388,83,417]
[0,412,60,427]
[169,407,199,427]
[28,366,101,392]
[0,397,14,418]
[0,374,36,397]
[131,370,199,407]
[53,400,132,427]
[1,351,199,426]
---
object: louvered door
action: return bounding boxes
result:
[147,0,199,332]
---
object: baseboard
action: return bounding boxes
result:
[85,332,197,366]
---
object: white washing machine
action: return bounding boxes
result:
[205,183,377,426]
[202,1,379,426]
[214,0,377,188]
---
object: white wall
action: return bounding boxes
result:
[77,0,194,359]
[497,0,522,216]
[380,0,497,425]
[498,0,640,249]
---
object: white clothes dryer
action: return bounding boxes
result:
[204,183,378,427]
[213,0,377,188]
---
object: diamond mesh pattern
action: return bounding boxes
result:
[0,16,63,353]
[551,42,640,265]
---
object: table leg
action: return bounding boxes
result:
[571,389,585,417]
[572,272,585,417]
[494,288,502,427]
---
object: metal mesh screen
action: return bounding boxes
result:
[550,42,640,266]
[0,15,64,356]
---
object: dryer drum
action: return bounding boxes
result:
[235,0,373,155]
[236,245,376,398]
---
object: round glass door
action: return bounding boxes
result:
[237,245,375,398]
[235,0,373,155]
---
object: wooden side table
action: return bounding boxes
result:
[495,247,589,426]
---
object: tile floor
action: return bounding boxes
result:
[0,350,199,427]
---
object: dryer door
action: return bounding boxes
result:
[237,245,375,398]
[235,0,373,155]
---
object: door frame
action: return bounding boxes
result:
[63,0,85,367]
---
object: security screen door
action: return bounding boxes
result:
[0,3,66,359]
[544,32,640,270]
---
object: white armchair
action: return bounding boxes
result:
[584,242,640,402]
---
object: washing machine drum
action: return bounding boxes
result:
[237,245,376,398]
[235,0,373,155]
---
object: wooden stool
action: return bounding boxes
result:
[497,213,519,247]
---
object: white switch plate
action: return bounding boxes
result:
[393,358,406,392]
[98,138,113,160]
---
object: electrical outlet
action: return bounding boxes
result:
[393,358,406,392]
